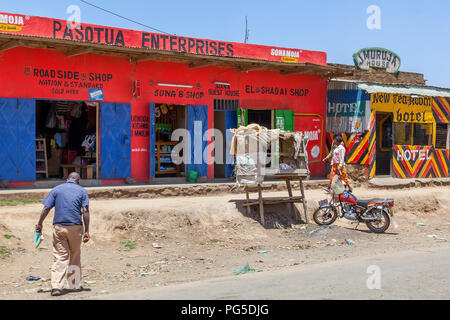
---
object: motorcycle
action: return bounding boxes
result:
[313,186,396,233]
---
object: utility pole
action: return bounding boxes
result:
[244,16,249,43]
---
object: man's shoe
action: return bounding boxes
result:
[69,286,84,293]
[51,289,62,296]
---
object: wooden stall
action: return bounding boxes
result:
[230,125,310,226]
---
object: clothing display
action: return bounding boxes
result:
[35,100,97,179]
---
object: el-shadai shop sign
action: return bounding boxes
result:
[353,48,401,73]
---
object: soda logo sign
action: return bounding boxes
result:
[0,14,24,25]
[396,149,431,161]
[299,130,320,141]
[0,14,25,32]
[270,48,300,58]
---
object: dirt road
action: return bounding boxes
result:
[0,185,449,299]
[101,244,450,300]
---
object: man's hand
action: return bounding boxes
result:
[82,232,90,243]
[322,158,327,163]
[36,206,51,234]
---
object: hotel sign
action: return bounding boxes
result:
[353,48,401,73]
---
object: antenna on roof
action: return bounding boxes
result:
[244,16,249,43]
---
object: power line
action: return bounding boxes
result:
[79,0,173,35]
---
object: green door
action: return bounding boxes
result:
[237,108,248,127]
[274,110,294,131]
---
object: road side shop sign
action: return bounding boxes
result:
[353,48,401,73]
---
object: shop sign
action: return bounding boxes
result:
[0,11,326,65]
[327,100,366,117]
[391,145,449,179]
[326,89,371,133]
[371,93,434,123]
[353,48,400,73]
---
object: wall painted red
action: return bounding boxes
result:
[0,46,327,181]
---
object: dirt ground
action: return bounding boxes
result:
[0,185,449,299]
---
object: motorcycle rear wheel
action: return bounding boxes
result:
[313,205,338,225]
[365,209,390,233]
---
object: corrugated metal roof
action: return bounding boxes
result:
[357,83,450,97]
[328,79,360,90]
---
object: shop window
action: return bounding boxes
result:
[435,123,449,149]
[413,123,433,146]
[394,122,412,145]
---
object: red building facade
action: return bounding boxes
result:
[0,12,339,184]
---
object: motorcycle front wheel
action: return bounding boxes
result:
[313,205,338,225]
[365,209,390,233]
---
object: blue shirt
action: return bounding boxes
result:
[42,181,89,226]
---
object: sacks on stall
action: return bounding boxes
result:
[331,175,345,194]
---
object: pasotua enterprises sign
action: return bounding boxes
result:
[353,48,401,73]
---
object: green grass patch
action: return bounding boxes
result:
[0,246,11,259]
[120,240,137,250]
[0,199,40,206]
[4,234,20,240]
[210,239,223,243]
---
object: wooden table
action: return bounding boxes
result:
[61,164,94,179]
[242,172,309,226]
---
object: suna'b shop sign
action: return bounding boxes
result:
[353,48,401,73]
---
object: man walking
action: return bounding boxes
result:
[35,172,90,296]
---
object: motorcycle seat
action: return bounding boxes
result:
[356,199,385,208]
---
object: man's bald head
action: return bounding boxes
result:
[67,172,81,184]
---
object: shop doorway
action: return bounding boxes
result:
[149,103,209,181]
[35,100,98,180]
[151,104,187,178]
[213,99,237,178]
[376,112,393,175]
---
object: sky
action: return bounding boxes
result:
[2,0,449,87]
